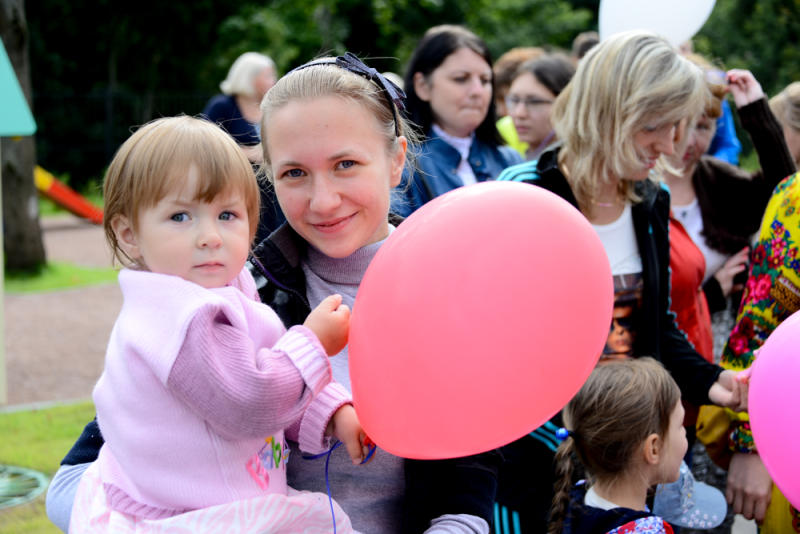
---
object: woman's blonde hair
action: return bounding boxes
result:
[552,31,708,215]
[770,81,800,133]
[103,116,260,266]
[259,58,417,183]
[548,357,681,534]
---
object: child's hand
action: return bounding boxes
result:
[327,404,374,465]
[304,294,350,355]
[710,369,749,412]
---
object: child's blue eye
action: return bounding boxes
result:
[219,211,236,221]
[170,213,189,222]
[338,160,356,170]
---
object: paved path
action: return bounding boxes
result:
[3,215,120,406]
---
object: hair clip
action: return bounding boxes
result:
[555,427,572,443]
[335,52,406,113]
[289,52,406,136]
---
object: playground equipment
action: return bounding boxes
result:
[34,166,103,224]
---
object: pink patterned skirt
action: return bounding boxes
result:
[69,461,356,533]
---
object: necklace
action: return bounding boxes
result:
[592,198,619,208]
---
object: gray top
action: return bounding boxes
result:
[292,228,406,533]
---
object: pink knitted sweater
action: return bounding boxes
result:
[93,268,350,518]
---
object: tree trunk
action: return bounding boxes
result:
[0,0,46,271]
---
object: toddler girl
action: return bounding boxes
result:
[69,116,364,533]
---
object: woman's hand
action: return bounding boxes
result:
[727,70,765,109]
[727,452,772,523]
[327,404,374,465]
[713,246,749,297]
[709,369,749,412]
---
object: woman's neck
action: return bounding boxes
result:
[591,472,649,511]
[525,130,555,161]
[587,176,625,225]
[663,167,697,206]
[235,94,262,123]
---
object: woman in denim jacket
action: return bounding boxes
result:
[396,25,521,216]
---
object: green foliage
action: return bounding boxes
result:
[28,0,593,188]
[28,0,797,189]
[694,0,800,98]
[464,0,593,57]
[209,0,592,78]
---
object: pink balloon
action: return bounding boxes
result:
[748,310,800,509]
[349,181,614,459]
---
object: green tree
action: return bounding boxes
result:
[26,0,594,189]
[213,0,592,77]
[28,0,259,190]
[1,0,46,271]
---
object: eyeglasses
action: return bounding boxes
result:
[505,95,554,112]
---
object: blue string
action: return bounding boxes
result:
[302,439,377,533]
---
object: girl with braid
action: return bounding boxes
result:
[548,358,719,534]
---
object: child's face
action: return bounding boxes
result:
[658,401,688,484]
[267,95,406,259]
[113,166,251,289]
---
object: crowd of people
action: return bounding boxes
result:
[43,22,800,534]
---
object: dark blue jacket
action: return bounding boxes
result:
[562,484,671,534]
[395,130,522,216]
[201,94,260,147]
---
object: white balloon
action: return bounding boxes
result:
[599,0,716,48]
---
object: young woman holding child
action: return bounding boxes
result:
[48,54,502,534]
[495,30,747,533]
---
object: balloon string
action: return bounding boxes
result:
[302,440,377,533]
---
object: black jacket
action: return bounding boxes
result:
[494,148,723,533]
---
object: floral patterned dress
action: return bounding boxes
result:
[702,171,800,532]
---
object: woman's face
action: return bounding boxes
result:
[414,47,493,138]
[507,72,556,147]
[681,114,716,169]
[253,66,277,100]
[266,96,406,259]
[630,120,681,180]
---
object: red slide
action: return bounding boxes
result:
[34,166,103,225]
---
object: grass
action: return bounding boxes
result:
[4,262,118,294]
[0,401,96,533]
